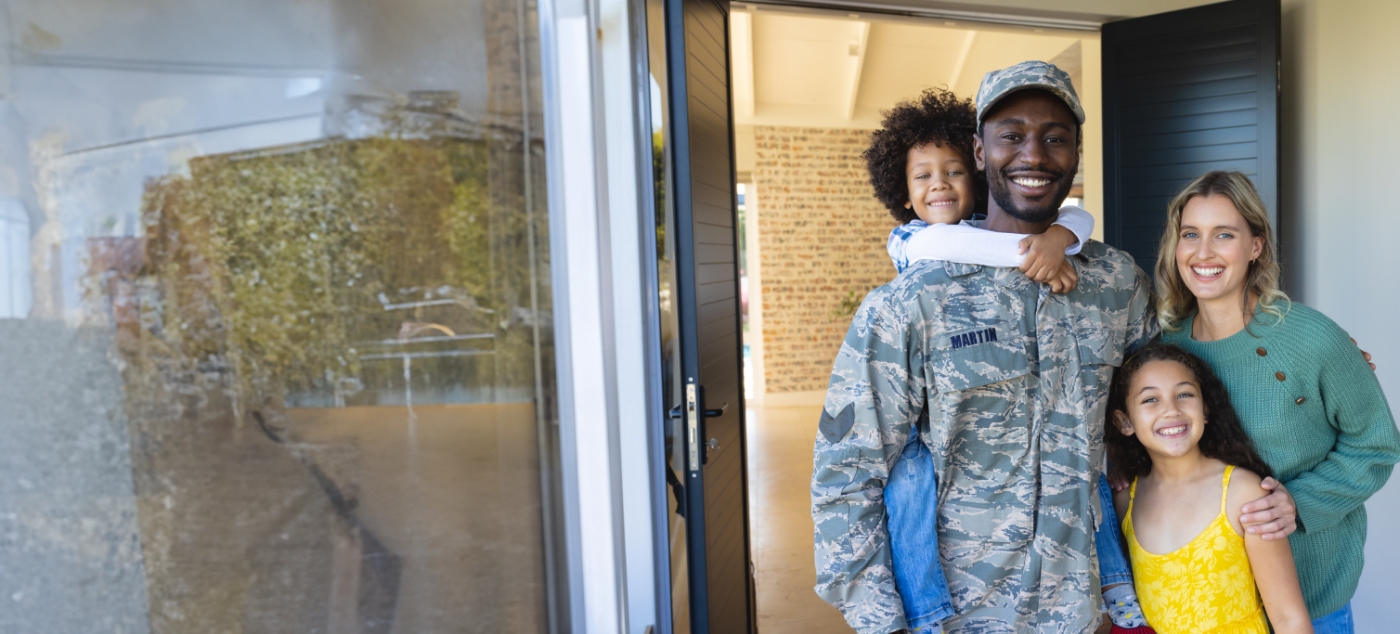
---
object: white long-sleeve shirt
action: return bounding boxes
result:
[885,206,1095,273]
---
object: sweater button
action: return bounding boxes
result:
[1275,371,1286,381]
[1257,347,1267,357]
[1296,397,1306,405]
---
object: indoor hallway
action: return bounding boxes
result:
[746,403,850,633]
[745,403,1115,634]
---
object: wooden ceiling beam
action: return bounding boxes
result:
[842,20,870,120]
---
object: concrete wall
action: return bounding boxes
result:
[1280,0,1400,627]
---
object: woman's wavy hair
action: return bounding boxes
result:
[863,87,985,224]
[1155,170,1289,332]
[1106,344,1273,481]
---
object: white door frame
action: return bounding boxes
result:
[537,0,1111,631]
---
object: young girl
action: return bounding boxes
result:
[864,87,1149,633]
[1107,344,1313,634]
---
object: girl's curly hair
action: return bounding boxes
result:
[1106,344,1274,481]
[863,88,983,224]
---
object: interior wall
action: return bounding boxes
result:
[752,126,897,398]
[1279,0,1400,627]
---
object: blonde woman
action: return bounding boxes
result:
[1152,170,1400,634]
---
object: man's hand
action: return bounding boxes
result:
[1108,468,1130,493]
[1351,337,1376,371]
[1019,225,1079,293]
[1240,477,1298,541]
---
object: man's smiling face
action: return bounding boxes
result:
[974,89,1079,224]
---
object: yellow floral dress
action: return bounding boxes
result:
[1123,466,1270,634]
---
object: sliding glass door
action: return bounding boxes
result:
[0,0,563,631]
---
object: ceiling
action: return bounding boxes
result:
[829,0,1223,25]
[732,8,1085,129]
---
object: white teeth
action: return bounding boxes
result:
[927,200,956,207]
[1012,177,1051,187]
[1158,424,1187,436]
[1193,266,1224,277]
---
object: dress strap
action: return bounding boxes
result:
[1221,465,1236,515]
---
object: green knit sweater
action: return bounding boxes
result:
[1160,302,1400,619]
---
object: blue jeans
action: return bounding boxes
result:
[1312,603,1353,634]
[886,435,1132,631]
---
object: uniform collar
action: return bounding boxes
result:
[942,260,984,278]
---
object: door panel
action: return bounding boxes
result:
[1103,0,1280,276]
[663,0,754,629]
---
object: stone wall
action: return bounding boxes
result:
[754,126,897,393]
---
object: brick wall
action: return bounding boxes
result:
[754,126,897,393]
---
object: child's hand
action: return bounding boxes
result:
[1018,225,1079,292]
[1046,262,1078,293]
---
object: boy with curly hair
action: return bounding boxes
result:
[864,87,1091,286]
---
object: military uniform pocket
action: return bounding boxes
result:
[928,321,1031,393]
[1074,307,1125,368]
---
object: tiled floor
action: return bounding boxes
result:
[746,404,852,634]
[745,404,1114,634]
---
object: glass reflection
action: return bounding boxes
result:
[0,0,559,632]
[642,0,690,630]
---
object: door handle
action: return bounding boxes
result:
[668,401,726,419]
[670,381,728,473]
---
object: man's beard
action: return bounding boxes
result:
[987,167,1075,224]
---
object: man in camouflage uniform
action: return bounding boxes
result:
[811,61,1155,633]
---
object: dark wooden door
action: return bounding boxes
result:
[1102,0,1280,275]
[662,0,754,631]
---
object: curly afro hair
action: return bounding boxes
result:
[863,88,982,224]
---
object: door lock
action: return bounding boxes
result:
[668,382,727,473]
[686,383,700,473]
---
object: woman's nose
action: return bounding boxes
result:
[1194,237,1213,259]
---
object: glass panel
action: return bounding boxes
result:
[642,0,689,630]
[0,0,561,632]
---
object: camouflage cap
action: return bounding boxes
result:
[975,60,1085,128]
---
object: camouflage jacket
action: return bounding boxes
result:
[811,240,1154,634]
